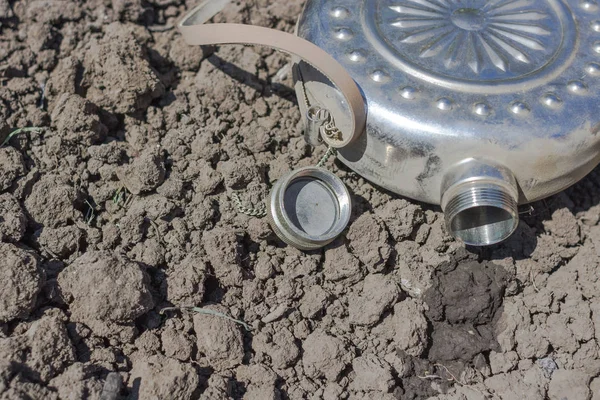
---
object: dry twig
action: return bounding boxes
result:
[161,306,252,332]
[418,364,500,400]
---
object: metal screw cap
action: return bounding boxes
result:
[267,167,351,250]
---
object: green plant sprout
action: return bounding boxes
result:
[113,186,128,206]
[1,127,42,147]
[84,199,96,225]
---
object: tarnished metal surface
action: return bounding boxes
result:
[296,0,600,205]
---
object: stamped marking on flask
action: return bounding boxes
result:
[386,0,555,75]
[359,0,577,94]
[314,0,592,118]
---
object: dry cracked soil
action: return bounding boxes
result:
[1,0,600,399]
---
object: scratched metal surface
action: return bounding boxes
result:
[296,0,600,205]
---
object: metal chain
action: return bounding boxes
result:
[317,146,337,168]
[298,66,342,168]
[298,66,312,110]
[230,192,267,218]
[230,66,339,219]
[298,67,343,142]
[230,146,337,218]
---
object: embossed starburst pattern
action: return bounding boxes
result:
[385,0,556,74]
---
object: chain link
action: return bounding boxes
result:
[230,192,267,218]
[230,67,339,219]
[229,145,337,219]
[317,146,337,168]
[297,68,310,109]
[299,67,344,142]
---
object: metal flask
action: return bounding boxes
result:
[294,0,600,245]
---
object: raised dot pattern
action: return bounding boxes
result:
[370,70,390,83]
[510,101,530,115]
[582,1,599,12]
[331,6,349,19]
[568,80,588,94]
[541,93,563,109]
[400,86,418,100]
[347,50,366,63]
[436,98,453,111]
[473,103,492,116]
[334,28,354,41]
[586,62,600,76]
[326,3,600,116]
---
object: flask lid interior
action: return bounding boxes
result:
[268,167,351,250]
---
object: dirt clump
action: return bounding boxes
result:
[117,148,166,195]
[302,329,352,381]
[24,174,81,228]
[0,147,27,192]
[483,367,547,399]
[48,363,106,400]
[390,299,429,357]
[548,369,593,400]
[129,354,200,399]
[425,260,509,325]
[23,316,76,381]
[193,304,245,370]
[88,141,126,165]
[323,244,364,284]
[299,285,330,319]
[0,0,13,19]
[375,199,425,241]
[350,354,395,392]
[58,251,154,329]
[82,26,164,114]
[543,207,580,247]
[21,0,82,24]
[243,384,281,400]
[253,326,300,369]
[161,319,195,362]
[0,314,76,384]
[348,273,401,326]
[50,93,108,145]
[202,227,244,287]
[0,360,59,400]
[347,213,391,272]
[45,56,83,111]
[0,243,44,322]
[162,252,207,307]
[0,193,27,242]
[37,225,85,259]
[424,260,509,362]
[112,0,153,24]
[218,156,264,190]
